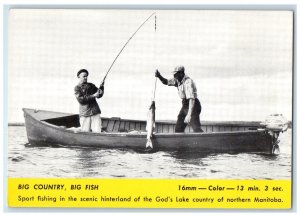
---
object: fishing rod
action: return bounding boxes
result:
[100,12,156,86]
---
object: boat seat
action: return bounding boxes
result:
[112,120,121,132]
[106,118,121,132]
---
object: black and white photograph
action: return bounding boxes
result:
[7,8,293,179]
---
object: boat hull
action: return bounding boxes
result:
[23,108,274,154]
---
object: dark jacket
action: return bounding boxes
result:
[74,82,103,117]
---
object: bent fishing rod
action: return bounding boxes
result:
[100,12,156,86]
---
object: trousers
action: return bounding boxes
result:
[175,98,203,133]
[80,113,102,133]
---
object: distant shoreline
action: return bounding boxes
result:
[8,123,25,126]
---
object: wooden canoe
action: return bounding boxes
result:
[23,108,281,154]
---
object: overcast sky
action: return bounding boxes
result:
[8,9,293,123]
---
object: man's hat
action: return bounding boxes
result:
[171,65,185,74]
[77,69,89,77]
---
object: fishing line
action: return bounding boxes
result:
[101,12,156,85]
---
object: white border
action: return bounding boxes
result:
[1,0,299,216]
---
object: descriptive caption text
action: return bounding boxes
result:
[8,179,291,208]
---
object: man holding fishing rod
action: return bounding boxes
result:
[73,13,155,134]
[75,69,104,133]
[155,65,203,133]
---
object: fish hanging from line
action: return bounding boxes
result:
[145,14,158,151]
[146,101,156,149]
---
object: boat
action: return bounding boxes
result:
[22,108,284,154]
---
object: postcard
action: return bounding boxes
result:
[5,7,294,209]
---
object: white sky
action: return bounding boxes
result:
[8,9,293,123]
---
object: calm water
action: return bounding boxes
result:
[7,126,292,179]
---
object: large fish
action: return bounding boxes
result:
[146,101,155,149]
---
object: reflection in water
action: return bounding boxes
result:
[8,126,292,179]
[170,150,211,160]
[73,148,100,177]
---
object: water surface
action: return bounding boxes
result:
[8,126,292,179]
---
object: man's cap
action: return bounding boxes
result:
[171,65,185,74]
[77,69,89,77]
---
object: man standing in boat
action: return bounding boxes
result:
[75,69,104,133]
[155,65,203,133]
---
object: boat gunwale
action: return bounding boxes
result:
[23,108,268,138]
[22,108,263,127]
